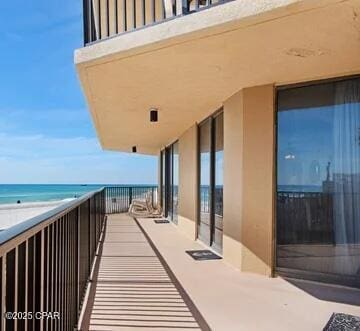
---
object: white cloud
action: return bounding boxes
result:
[0,133,101,159]
[0,133,157,184]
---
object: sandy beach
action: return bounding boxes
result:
[0,199,75,230]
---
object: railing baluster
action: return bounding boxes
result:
[106,0,110,37]
[50,225,55,331]
[1,257,6,331]
[142,0,146,26]
[89,0,95,42]
[73,209,77,328]
[152,0,156,22]
[65,214,71,330]
[0,257,3,331]
[40,230,45,331]
[114,0,119,34]
[55,222,59,331]
[83,0,89,45]
[60,219,64,331]
[98,0,102,39]
[76,205,81,321]
[123,0,127,32]
[14,246,18,331]
[45,228,50,331]
[133,0,137,29]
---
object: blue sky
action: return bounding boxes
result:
[0,1,157,184]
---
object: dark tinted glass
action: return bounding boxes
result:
[161,150,166,209]
[172,142,179,224]
[199,119,211,246]
[213,113,223,252]
[277,77,360,288]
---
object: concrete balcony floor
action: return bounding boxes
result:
[83,214,360,330]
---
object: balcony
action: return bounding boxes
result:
[0,187,359,330]
[82,0,231,45]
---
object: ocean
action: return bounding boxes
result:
[0,184,104,205]
[277,185,322,192]
[0,184,321,205]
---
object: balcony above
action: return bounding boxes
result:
[75,0,360,154]
[82,0,235,46]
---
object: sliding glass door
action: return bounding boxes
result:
[214,113,224,252]
[199,119,212,246]
[171,142,179,224]
[167,142,179,224]
[276,77,360,288]
[161,150,166,212]
[160,142,179,223]
[198,111,223,253]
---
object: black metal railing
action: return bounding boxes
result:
[105,185,158,213]
[83,0,228,45]
[277,191,334,245]
[0,189,105,331]
[0,185,159,330]
[200,186,223,216]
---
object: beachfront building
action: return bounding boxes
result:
[72,0,360,329]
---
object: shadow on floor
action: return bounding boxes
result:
[283,277,360,306]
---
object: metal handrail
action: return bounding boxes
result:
[0,185,160,330]
[105,185,158,213]
[0,187,106,330]
[83,0,231,45]
[0,187,104,249]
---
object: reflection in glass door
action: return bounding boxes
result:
[161,143,179,223]
[161,150,166,213]
[171,142,179,224]
[198,111,223,253]
[276,77,360,288]
[213,113,224,252]
[199,119,212,246]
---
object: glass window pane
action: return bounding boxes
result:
[214,113,223,252]
[277,77,360,287]
[161,150,166,209]
[199,119,211,245]
[214,113,223,217]
[172,142,179,224]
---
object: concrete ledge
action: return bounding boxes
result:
[75,0,343,65]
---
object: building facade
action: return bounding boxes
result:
[75,0,360,288]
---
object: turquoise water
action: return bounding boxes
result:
[0,184,104,205]
[0,184,319,205]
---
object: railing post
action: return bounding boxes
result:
[129,187,133,207]
[97,0,102,39]
[83,0,89,45]
[1,257,6,331]
[152,187,155,207]
[76,206,81,321]
[181,0,190,15]
[142,0,146,26]
[40,230,45,331]
[123,0,128,32]
[106,0,110,37]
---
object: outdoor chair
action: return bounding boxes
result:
[128,193,163,218]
